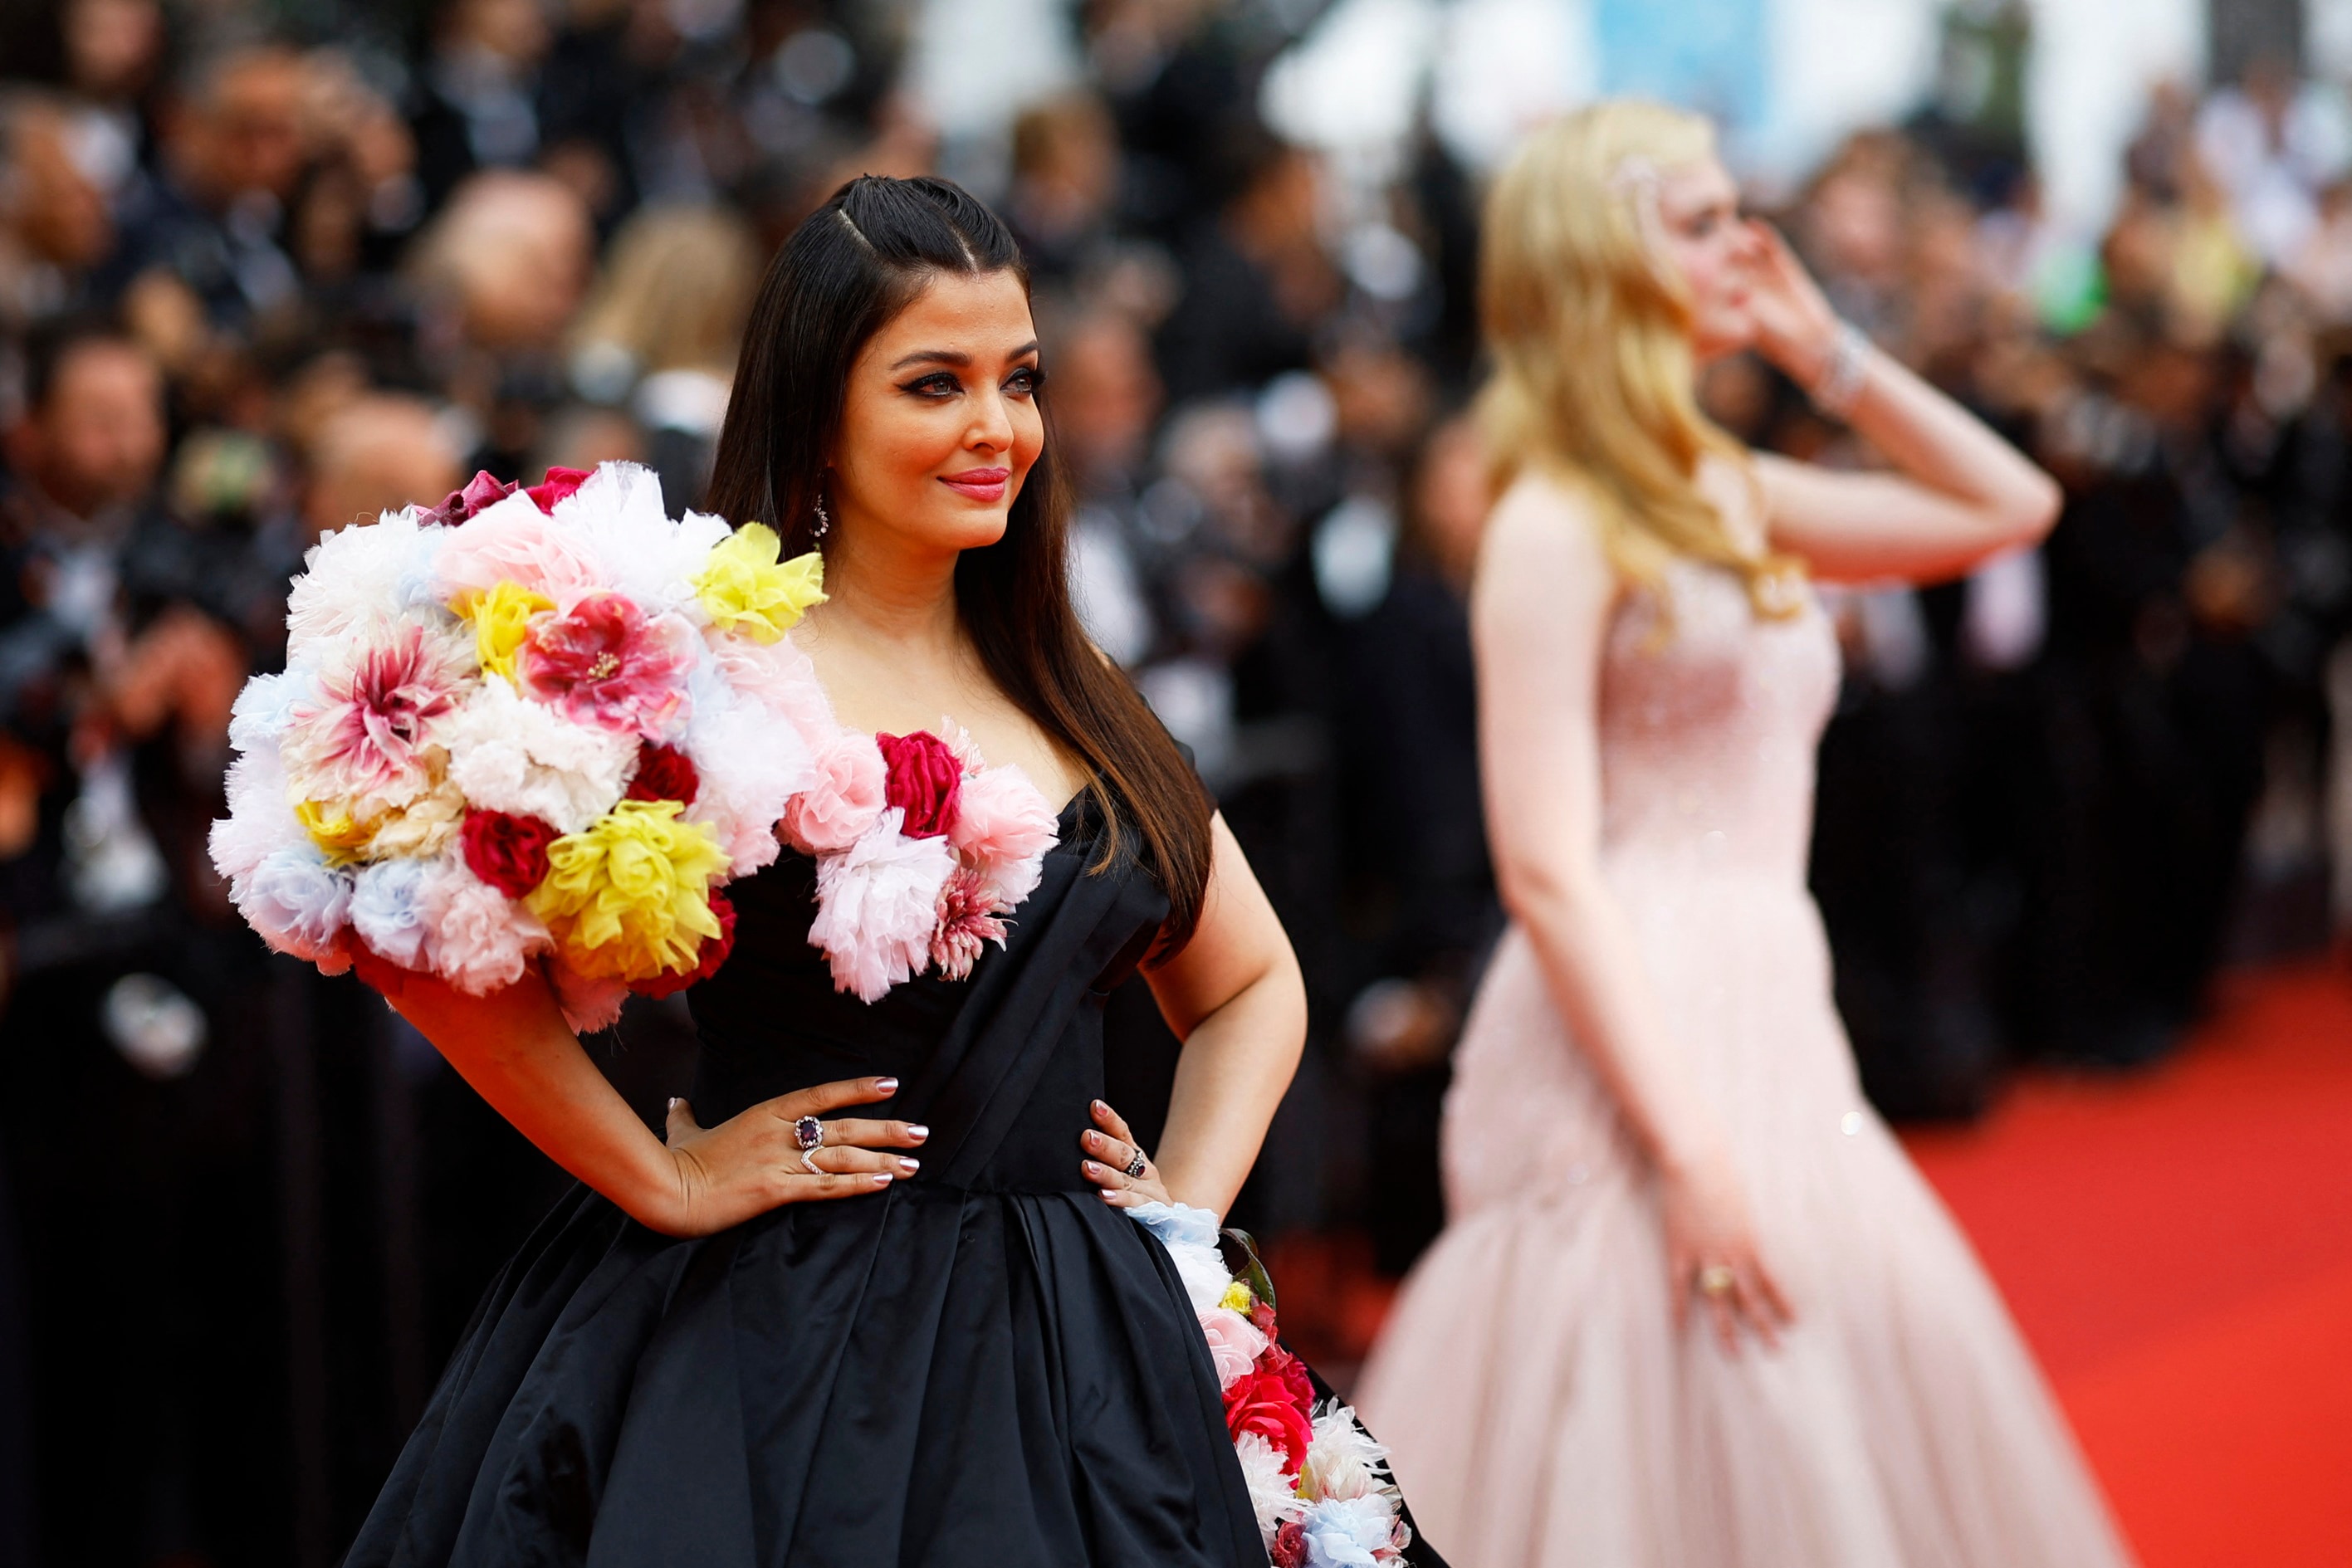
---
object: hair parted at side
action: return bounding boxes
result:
[705,173,1216,954]
[1479,100,1800,614]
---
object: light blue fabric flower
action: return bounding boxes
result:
[1300,1495,1401,1566]
[240,846,353,961]
[1127,1200,1222,1253]
[351,857,433,970]
[228,666,316,754]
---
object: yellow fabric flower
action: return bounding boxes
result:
[527,799,728,981]
[1220,1280,1255,1314]
[296,799,376,867]
[452,579,555,683]
[692,523,826,643]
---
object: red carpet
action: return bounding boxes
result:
[1905,962,2352,1568]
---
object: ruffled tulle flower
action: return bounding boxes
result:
[806,809,956,1002]
[417,857,548,994]
[784,732,887,855]
[441,679,634,833]
[545,954,629,1033]
[526,799,729,983]
[929,866,1009,981]
[692,522,825,642]
[434,486,607,608]
[1235,1432,1308,1537]
[518,593,697,739]
[237,846,354,965]
[559,465,730,621]
[286,512,445,658]
[228,667,315,755]
[707,630,834,735]
[1296,1496,1407,1567]
[364,769,467,860]
[678,663,813,875]
[210,749,306,890]
[453,579,554,684]
[951,762,1064,906]
[350,856,434,969]
[282,618,471,819]
[1131,1200,1238,1314]
[1299,1406,1394,1504]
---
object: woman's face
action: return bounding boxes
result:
[1653,156,1763,361]
[830,269,1046,558]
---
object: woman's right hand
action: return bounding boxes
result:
[654,1077,929,1238]
[1659,1148,1794,1355]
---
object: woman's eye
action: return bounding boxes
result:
[904,373,961,398]
[1006,366,1043,396]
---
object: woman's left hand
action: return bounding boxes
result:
[1741,221,1841,385]
[1078,1099,1171,1208]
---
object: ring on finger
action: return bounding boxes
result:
[795,1115,824,1175]
[1695,1263,1737,1298]
[1122,1148,1148,1180]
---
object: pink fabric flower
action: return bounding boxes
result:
[950,763,1061,904]
[434,488,607,605]
[1197,1307,1271,1392]
[929,866,1010,981]
[707,633,834,735]
[517,593,697,738]
[783,732,886,854]
[808,812,956,1001]
[877,730,963,838]
[286,620,466,810]
[422,470,518,527]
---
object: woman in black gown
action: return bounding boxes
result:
[344,176,1419,1563]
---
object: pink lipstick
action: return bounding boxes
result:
[939,466,1011,503]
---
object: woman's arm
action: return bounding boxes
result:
[1086,814,1306,1217]
[1468,478,1789,1347]
[1747,227,2062,585]
[350,947,923,1237]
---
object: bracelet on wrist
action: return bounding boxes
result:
[1807,320,1871,420]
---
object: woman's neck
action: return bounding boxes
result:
[804,524,963,660]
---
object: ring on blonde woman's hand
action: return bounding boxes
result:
[1695,1263,1737,1298]
[1123,1150,1148,1180]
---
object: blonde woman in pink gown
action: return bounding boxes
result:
[1352,102,2136,1567]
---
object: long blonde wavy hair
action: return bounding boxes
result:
[1479,100,1798,613]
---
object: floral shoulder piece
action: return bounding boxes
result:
[1129,1203,1414,1566]
[776,686,1063,1003]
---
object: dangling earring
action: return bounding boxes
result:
[812,491,831,540]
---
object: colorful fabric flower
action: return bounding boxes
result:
[784,732,888,855]
[454,579,554,684]
[286,511,444,657]
[526,799,730,983]
[1225,1353,1317,1474]
[526,465,593,513]
[419,470,518,527]
[806,808,956,1001]
[1300,1407,1393,1504]
[434,486,606,607]
[296,799,376,866]
[877,730,963,838]
[1271,1520,1310,1568]
[1130,1201,1237,1313]
[282,618,469,819]
[363,771,468,861]
[237,846,354,965]
[692,522,825,642]
[930,866,1009,982]
[518,593,697,739]
[1296,1496,1406,1566]
[631,887,736,999]
[1236,1432,1308,1538]
[951,762,1063,903]
[676,665,813,874]
[624,743,700,805]
[545,955,629,1033]
[350,856,434,970]
[1200,1307,1272,1392]
[440,678,634,833]
[417,857,547,995]
[461,808,562,896]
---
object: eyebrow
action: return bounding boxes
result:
[889,340,1042,372]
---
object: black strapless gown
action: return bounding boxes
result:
[347,795,1272,1565]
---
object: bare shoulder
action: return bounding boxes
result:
[1475,471,1617,616]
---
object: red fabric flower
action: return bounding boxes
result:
[423,470,518,527]
[1270,1521,1309,1568]
[876,730,964,838]
[1223,1346,1316,1473]
[631,887,737,999]
[460,808,561,897]
[526,466,593,513]
[625,742,701,805]
[1250,1298,1279,1339]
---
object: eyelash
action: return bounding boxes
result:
[901,368,1045,398]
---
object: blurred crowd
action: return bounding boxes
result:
[4,0,2352,1558]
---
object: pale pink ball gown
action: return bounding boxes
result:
[1354,564,2135,1567]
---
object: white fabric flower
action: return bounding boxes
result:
[228,666,317,754]
[680,662,811,874]
[237,847,353,965]
[210,747,306,890]
[441,679,634,833]
[1128,1201,1235,1314]
[555,464,730,623]
[350,856,434,970]
[286,510,445,659]
[1298,1494,1404,1567]
[1300,1404,1393,1503]
[1235,1431,1306,1538]
[418,858,548,995]
[808,808,956,1002]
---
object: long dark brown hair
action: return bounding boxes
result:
[706,174,1215,952]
